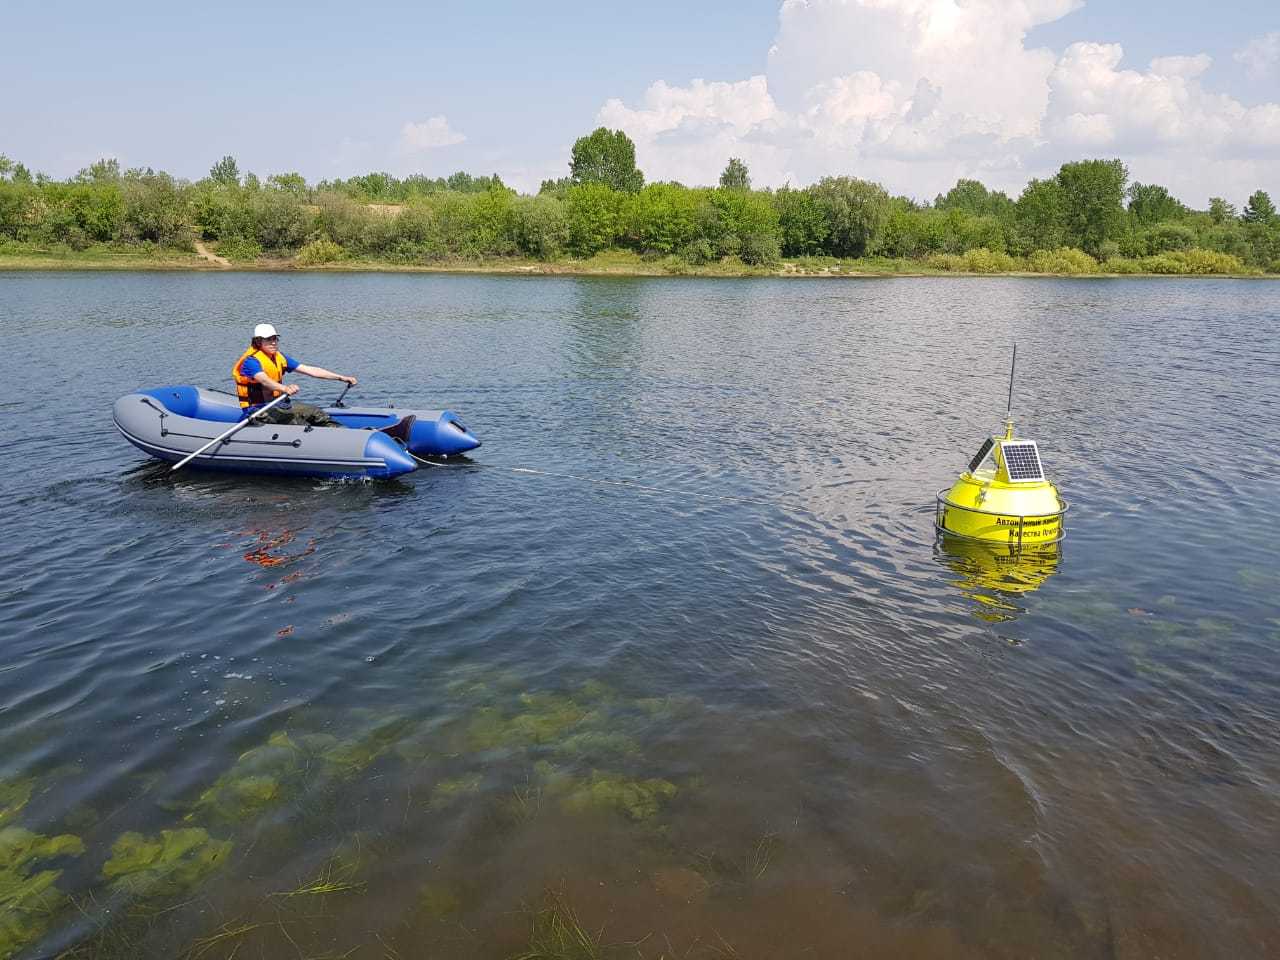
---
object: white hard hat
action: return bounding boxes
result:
[253,323,278,339]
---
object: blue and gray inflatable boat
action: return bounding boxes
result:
[113,386,481,479]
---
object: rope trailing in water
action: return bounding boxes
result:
[408,451,776,506]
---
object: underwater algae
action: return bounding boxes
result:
[427,775,484,811]
[187,730,302,823]
[0,779,35,829]
[101,828,232,897]
[418,882,463,921]
[0,826,84,957]
[560,772,678,822]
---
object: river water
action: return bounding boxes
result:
[1,272,1278,959]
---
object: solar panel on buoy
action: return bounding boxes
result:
[968,437,995,473]
[1000,441,1044,483]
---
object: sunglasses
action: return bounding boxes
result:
[262,336,280,343]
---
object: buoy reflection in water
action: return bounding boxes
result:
[935,534,1061,621]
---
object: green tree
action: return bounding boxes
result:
[569,127,644,193]
[209,155,241,186]
[121,173,190,245]
[624,183,698,253]
[1243,190,1276,224]
[1013,178,1065,253]
[512,195,569,259]
[1054,159,1127,255]
[774,185,828,256]
[564,183,625,256]
[809,176,891,257]
[267,172,307,197]
[75,158,121,183]
[719,158,750,191]
[1207,197,1237,225]
[539,176,573,197]
[1127,182,1187,225]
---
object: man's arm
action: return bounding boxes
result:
[295,364,357,385]
[253,372,299,396]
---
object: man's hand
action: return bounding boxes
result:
[342,375,358,386]
[283,384,300,396]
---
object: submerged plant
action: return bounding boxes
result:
[427,775,483,811]
[0,826,84,957]
[745,832,781,879]
[187,730,302,823]
[512,890,606,960]
[418,882,462,920]
[560,772,678,822]
[102,828,232,897]
[270,855,366,899]
[0,777,35,827]
[302,714,409,780]
[464,694,591,752]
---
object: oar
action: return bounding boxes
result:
[170,392,292,472]
[332,381,353,408]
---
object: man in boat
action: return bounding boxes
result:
[233,323,356,428]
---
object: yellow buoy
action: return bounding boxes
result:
[935,348,1067,546]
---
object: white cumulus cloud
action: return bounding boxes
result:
[1235,32,1280,78]
[593,0,1279,205]
[397,116,466,154]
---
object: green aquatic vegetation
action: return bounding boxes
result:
[1237,567,1279,591]
[445,667,525,704]
[270,856,366,899]
[308,715,410,779]
[745,832,781,879]
[188,731,301,823]
[428,775,483,810]
[0,777,35,827]
[419,882,462,920]
[0,826,85,957]
[512,890,606,960]
[560,772,678,822]
[464,707,512,751]
[102,828,232,897]
[465,695,590,752]
[1194,618,1234,640]
[572,680,618,704]
[185,921,263,960]
[329,831,372,879]
[555,729,641,759]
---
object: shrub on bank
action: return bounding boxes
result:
[962,247,1020,273]
[1025,247,1099,274]
[1103,257,1144,274]
[1143,249,1248,274]
[216,237,262,262]
[295,238,344,265]
[925,253,966,272]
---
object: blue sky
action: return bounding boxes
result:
[4,0,1278,203]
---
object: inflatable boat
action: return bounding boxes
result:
[113,386,480,479]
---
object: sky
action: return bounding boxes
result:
[3,0,1278,206]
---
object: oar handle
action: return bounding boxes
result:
[170,392,292,472]
[333,381,353,408]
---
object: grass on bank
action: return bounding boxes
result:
[1,239,1273,278]
[0,240,204,269]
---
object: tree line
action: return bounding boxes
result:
[2,129,1278,275]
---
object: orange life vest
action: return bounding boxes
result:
[233,348,289,408]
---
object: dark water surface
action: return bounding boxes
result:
[2,272,1278,959]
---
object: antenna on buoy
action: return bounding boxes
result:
[1005,343,1016,439]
